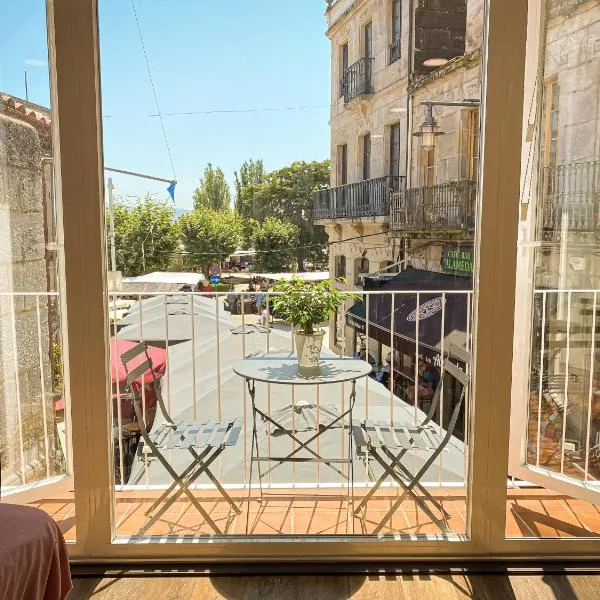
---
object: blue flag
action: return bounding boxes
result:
[167,181,176,203]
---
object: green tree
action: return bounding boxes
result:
[179,207,242,275]
[252,160,330,270]
[234,158,265,217]
[241,217,260,250]
[252,217,299,272]
[193,163,231,210]
[108,195,179,277]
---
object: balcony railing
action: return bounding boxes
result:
[542,161,600,232]
[341,57,373,103]
[390,179,476,232]
[389,39,401,64]
[7,288,600,537]
[314,175,405,221]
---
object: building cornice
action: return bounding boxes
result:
[408,51,481,93]
[326,0,368,39]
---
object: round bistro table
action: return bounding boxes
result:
[233,355,372,521]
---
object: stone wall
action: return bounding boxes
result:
[545,1,600,165]
[0,114,58,487]
[413,0,467,76]
[325,221,397,354]
[409,58,481,186]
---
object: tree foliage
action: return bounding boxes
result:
[234,159,330,270]
[108,195,179,277]
[252,217,299,272]
[193,163,231,211]
[179,207,242,274]
[234,159,265,217]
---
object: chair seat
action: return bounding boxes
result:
[353,420,445,453]
[146,418,242,450]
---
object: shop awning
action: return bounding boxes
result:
[347,268,472,361]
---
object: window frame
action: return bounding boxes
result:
[337,143,348,185]
[421,146,436,187]
[363,20,373,59]
[389,122,401,178]
[339,41,349,98]
[467,108,480,180]
[542,76,559,169]
[49,0,600,560]
[362,133,371,181]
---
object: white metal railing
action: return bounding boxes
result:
[0,292,67,493]
[107,288,473,492]
[528,289,600,486]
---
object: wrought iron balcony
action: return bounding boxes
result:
[314,175,405,221]
[542,161,600,232]
[389,39,401,65]
[341,57,374,103]
[390,180,476,233]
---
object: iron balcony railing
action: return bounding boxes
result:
[341,57,374,103]
[314,175,406,221]
[390,179,476,232]
[542,161,600,232]
[389,39,401,64]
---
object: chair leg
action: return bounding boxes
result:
[189,446,241,514]
[371,450,450,535]
[144,446,212,516]
[138,446,224,535]
[353,448,409,515]
[382,447,448,516]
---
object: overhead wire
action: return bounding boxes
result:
[103,104,331,119]
[132,230,392,258]
[129,0,177,180]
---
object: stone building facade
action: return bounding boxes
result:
[318,0,413,356]
[318,0,478,356]
[0,94,61,488]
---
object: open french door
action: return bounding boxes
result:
[509,0,600,506]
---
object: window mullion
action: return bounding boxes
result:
[468,0,528,551]
[46,0,113,556]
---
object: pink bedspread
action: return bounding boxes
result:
[0,504,72,600]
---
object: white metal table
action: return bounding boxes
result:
[233,355,372,520]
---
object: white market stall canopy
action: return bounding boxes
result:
[256,272,329,282]
[122,271,205,285]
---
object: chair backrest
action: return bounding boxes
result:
[437,342,470,444]
[421,342,469,426]
[120,341,174,430]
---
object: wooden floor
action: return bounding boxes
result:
[27,486,600,541]
[69,572,600,599]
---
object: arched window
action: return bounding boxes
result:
[334,255,346,278]
[354,257,369,285]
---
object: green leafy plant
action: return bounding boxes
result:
[272,277,359,335]
[210,282,233,292]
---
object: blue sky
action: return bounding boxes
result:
[1,0,331,210]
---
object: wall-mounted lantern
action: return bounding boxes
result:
[413,99,480,150]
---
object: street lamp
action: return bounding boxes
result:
[413,99,480,150]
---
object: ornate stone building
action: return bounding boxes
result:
[317,0,477,356]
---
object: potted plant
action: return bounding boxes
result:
[272,277,358,371]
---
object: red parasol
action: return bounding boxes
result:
[54,338,167,410]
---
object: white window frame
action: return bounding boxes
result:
[46,0,600,560]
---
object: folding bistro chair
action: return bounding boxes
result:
[353,343,469,534]
[120,342,242,535]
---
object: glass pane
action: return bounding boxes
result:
[0,1,73,541]
[507,0,600,539]
[99,0,480,541]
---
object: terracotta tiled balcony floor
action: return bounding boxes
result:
[19,485,600,541]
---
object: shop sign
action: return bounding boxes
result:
[441,246,473,275]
